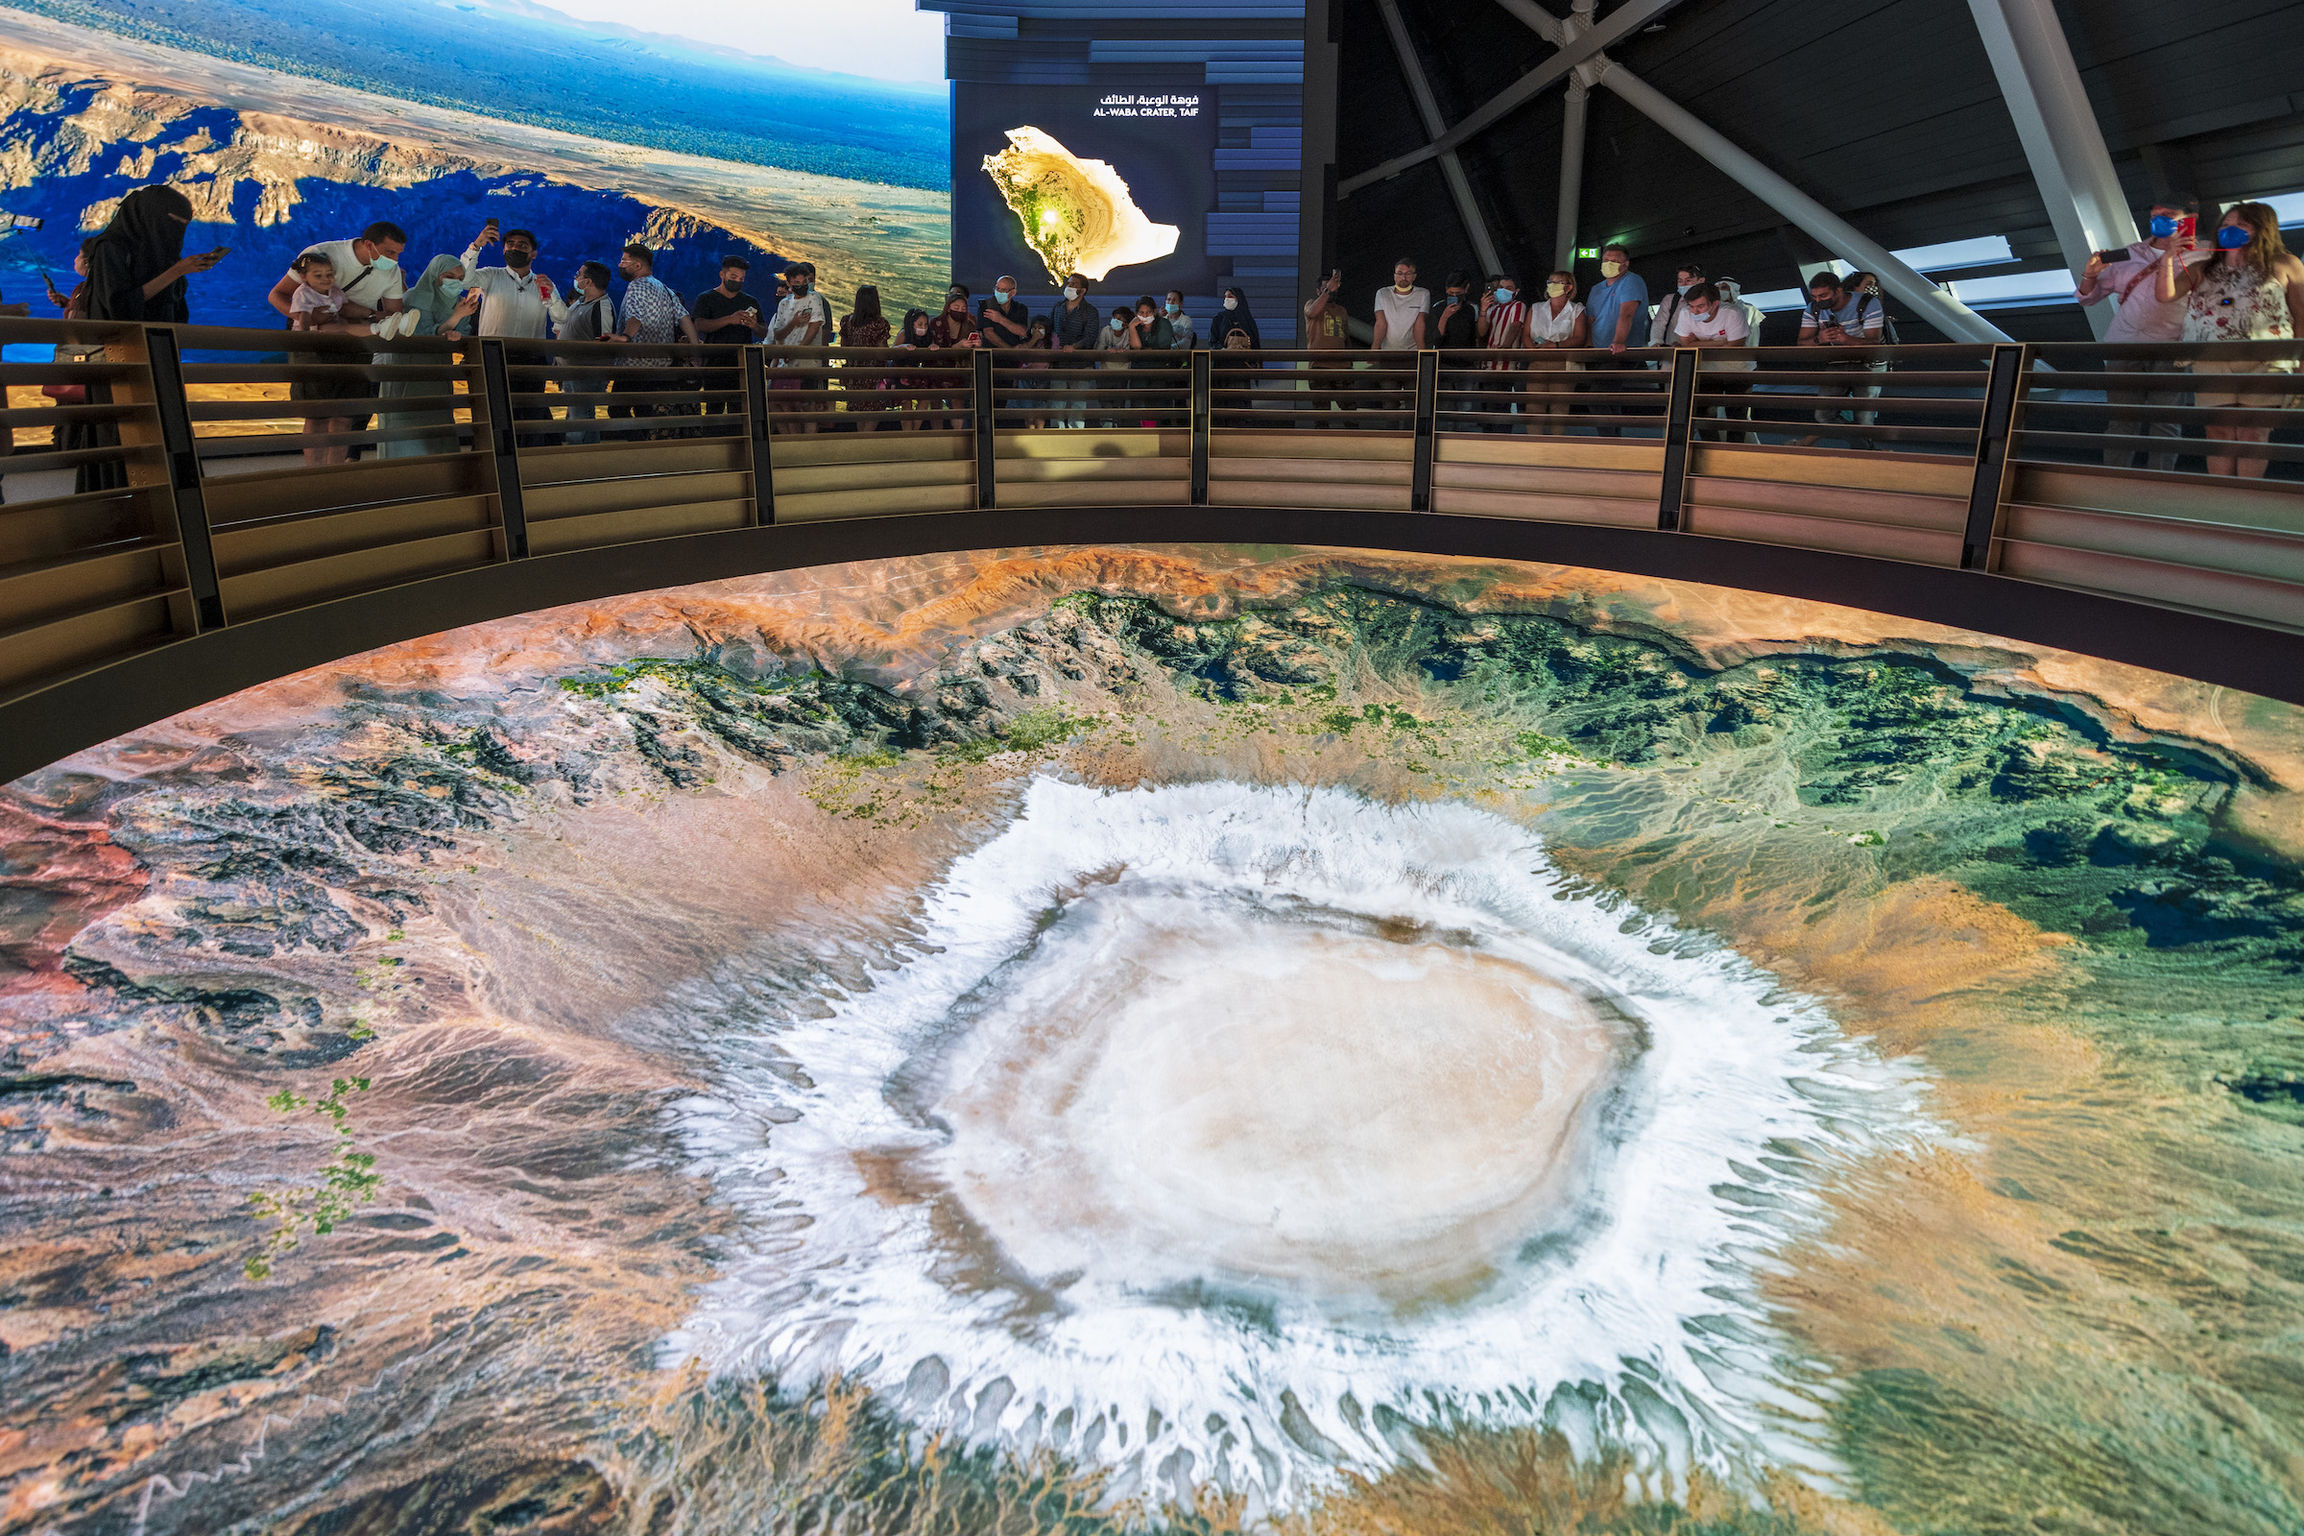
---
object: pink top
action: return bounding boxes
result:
[2082,241,2188,343]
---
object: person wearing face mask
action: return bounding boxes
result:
[377,254,484,459]
[979,275,1031,348]
[2158,200,2304,479]
[1522,271,1589,436]
[1371,258,1429,351]
[2079,199,2201,473]
[767,261,831,434]
[922,285,979,431]
[1647,262,1705,348]
[1163,290,1197,350]
[1582,244,1650,437]
[548,260,618,448]
[1048,273,1097,428]
[1096,304,1138,428]
[1124,296,1174,426]
[1210,287,1259,350]
[1430,271,1482,425]
[893,307,936,432]
[1475,277,1528,433]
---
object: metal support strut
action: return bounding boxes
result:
[1962,344,2029,570]
[142,325,224,630]
[742,345,777,525]
[972,347,997,511]
[477,338,531,560]
[1410,349,1440,512]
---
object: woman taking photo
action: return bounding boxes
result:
[2158,200,2304,478]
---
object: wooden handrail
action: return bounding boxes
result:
[1,320,2300,790]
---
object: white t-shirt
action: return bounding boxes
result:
[1372,285,1430,350]
[296,239,404,312]
[770,291,831,363]
[290,284,345,323]
[1527,298,1585,344]
[1675,302,1754,370]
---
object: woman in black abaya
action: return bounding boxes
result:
[73,185,223,492]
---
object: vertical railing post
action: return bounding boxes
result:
[141,326,225,632]
[1656,347,1700,532]
[1190,349,1212,505]
[973,347,998,511]
[477,338,530,560]
[743,344,776,525]
[1410,349,1439,511]
[1962,343,2028,571]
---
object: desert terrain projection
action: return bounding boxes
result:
[3,545,2302,1534]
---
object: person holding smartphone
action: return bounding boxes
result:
[2077,199,2200,471]
[2157,200,2304,479]
[1304,268,1353,425]
[1794,270,1883,449]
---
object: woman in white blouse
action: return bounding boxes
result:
[1522,269,1590,436]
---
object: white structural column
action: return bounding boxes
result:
[1372,0,1505,276]
[1555,77,1590,271]
[1592,64,2012,344]
[1967,0,2136,338]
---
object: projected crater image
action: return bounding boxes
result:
[983,126,1181,284]
[4,546,2303,1535]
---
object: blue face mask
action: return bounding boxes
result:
[2217,225,2252,249]
[1494,287,1515,303]
[2149,214,2180,238]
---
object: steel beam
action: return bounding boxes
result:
[1487,1,2012,344]
[1594,66,2012,343]
[1371,0,1504,276]
[1966,0,2136,339]
[1343,0,1683,196]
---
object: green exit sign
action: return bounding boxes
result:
[1575,247,1599,259]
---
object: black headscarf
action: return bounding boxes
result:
[1211,285,1260,349]
[85,185,195,323]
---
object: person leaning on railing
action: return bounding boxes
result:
[1049,274,1099,429]
[2077,198,2197,473]
[1433,270,1483,430]
[77,186,227,493]
[1582,245,1650,438]
[2156,200,2304,480]
[1520,273,1586,437]
[927,285,980,432]
[1794,271,1883,450]
[610,242,682,439]
[1670,281,1756,439]
[378,254,481,460]
[893,307,936,431]
[838,285,893,432]
[552,260,619,447]
[1124,296,1173,427]
[1476,274,1529,435]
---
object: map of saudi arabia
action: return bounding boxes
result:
[981,126,1179,285]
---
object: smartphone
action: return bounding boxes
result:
[2174,214,2196,244]
[2093,249,2129,265]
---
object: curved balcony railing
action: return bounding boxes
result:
[2,318,2300,783]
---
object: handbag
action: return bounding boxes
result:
[43,340,100,404]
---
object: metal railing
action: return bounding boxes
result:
[2,318,2300,775]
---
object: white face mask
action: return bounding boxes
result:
[1601,260,1626,279]
[1064,286,1082,300]
[1222,296,1238,311]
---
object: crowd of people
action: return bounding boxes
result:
[26,183,2304,477]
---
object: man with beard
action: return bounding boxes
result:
[461,220,570,444]
[768,260,832,433]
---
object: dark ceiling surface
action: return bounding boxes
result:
[1330,0,2304,341]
